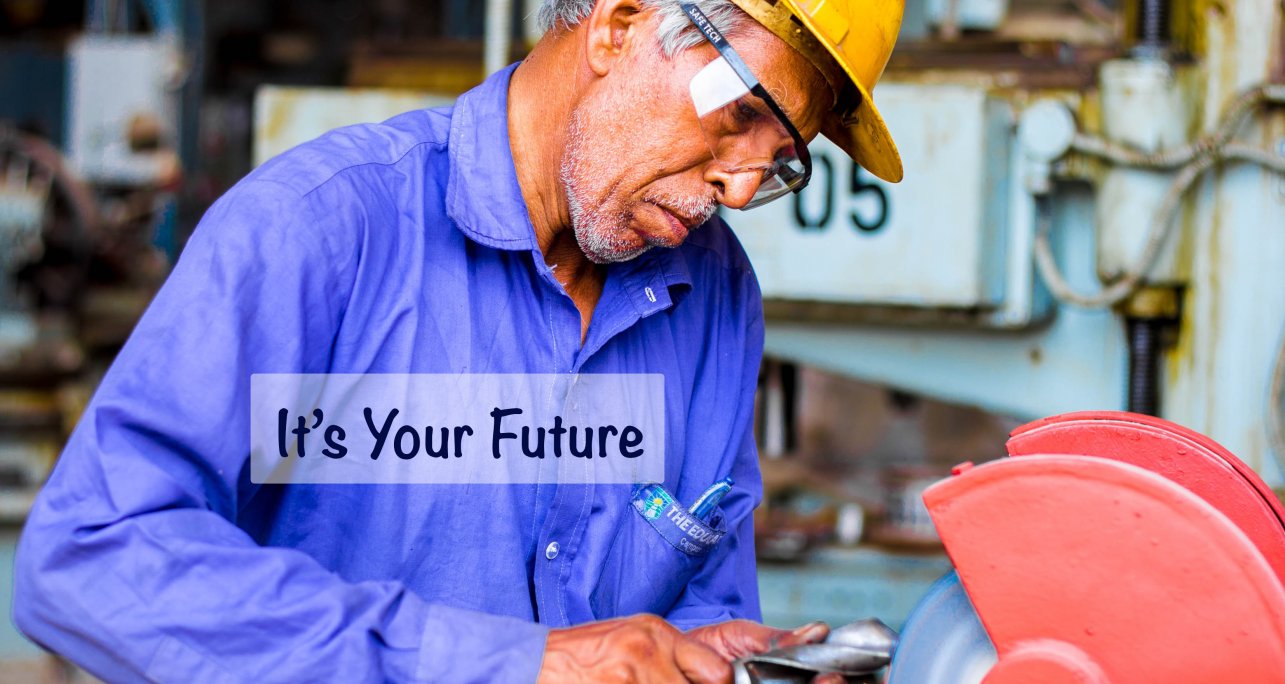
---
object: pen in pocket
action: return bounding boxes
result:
[688,477,733,522]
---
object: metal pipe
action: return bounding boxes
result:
[484,0,515,76]
[1133,0,1171,57]
[1127,318,1162,415]
[781,361,798,453]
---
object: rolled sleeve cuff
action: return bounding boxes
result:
[418,605,550,683]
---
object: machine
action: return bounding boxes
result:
[733,411,1285,682]
[733,0,1285,487]
[733,0,1285,674]
[893,411,1285,681]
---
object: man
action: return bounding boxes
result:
[14,0,904,681]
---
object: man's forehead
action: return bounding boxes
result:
[733,24,830,127]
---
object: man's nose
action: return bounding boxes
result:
[705,164,763,210]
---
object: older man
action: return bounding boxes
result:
[14,0,903,682]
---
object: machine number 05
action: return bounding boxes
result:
[791,152,890,234]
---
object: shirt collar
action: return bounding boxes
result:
[446,63,538,251]
[445,62,693,298]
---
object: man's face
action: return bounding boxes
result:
[561,13,830,264]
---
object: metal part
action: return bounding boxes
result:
[1096,59,1190,286]
[742,643,889,674]
[1017,100,1077,195]
[1122,290,1178,414]
[732,619,897,683]
[735,85,1014,315]
[826,618,898,653]
[1132,0,1172,58]
[1034,81,1285,309]
[736,662,877,684]
[886,572,996,684]
[1125,317,1162,414]
[1119,286,1179,319]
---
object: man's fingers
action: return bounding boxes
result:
[673,633,734,684]
[769,621,830,650]
[688,619,833,661]
[718,620,778,657]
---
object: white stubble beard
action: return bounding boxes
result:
[559,107,719,263]
[560,108,653,264]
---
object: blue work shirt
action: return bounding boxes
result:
[13,63,766,682]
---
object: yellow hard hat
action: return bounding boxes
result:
[730,0,906,182]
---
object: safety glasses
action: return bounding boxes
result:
[681,3,812,209]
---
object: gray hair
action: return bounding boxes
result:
[536,0,751,57]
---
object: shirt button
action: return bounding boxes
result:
[545,541,560,560]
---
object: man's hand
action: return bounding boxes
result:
[686,619,829,661]
[537,614,733,683]
[687,620,846,684]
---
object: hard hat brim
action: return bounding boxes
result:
[823,89,903,183]
[779,0,904,183]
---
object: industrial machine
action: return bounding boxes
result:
[732,0,1285,487]
[735,0,1285,672]
[734,411,1285,682]
[889,411,1285,681]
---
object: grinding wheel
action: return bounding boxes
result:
[887,571,995,684]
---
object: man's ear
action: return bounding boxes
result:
[582,0,648,77]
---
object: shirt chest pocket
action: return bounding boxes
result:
[589,484,729,619]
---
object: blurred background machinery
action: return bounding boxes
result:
[1,2,185,677]
[0,1,178,512]
[0,0,1281,680]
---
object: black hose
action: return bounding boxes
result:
[1135,0,1171,56]
[1127,318,1163,415]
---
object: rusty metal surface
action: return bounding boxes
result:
[761,0,1284,482]
[1162,0,1285,484]
[886,40,1120,89]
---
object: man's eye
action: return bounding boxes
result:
[733,101,760,126]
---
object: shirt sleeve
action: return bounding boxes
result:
[665,272,766,632]
[11,178,549,683]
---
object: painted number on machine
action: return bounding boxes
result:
[791,152,890,234]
